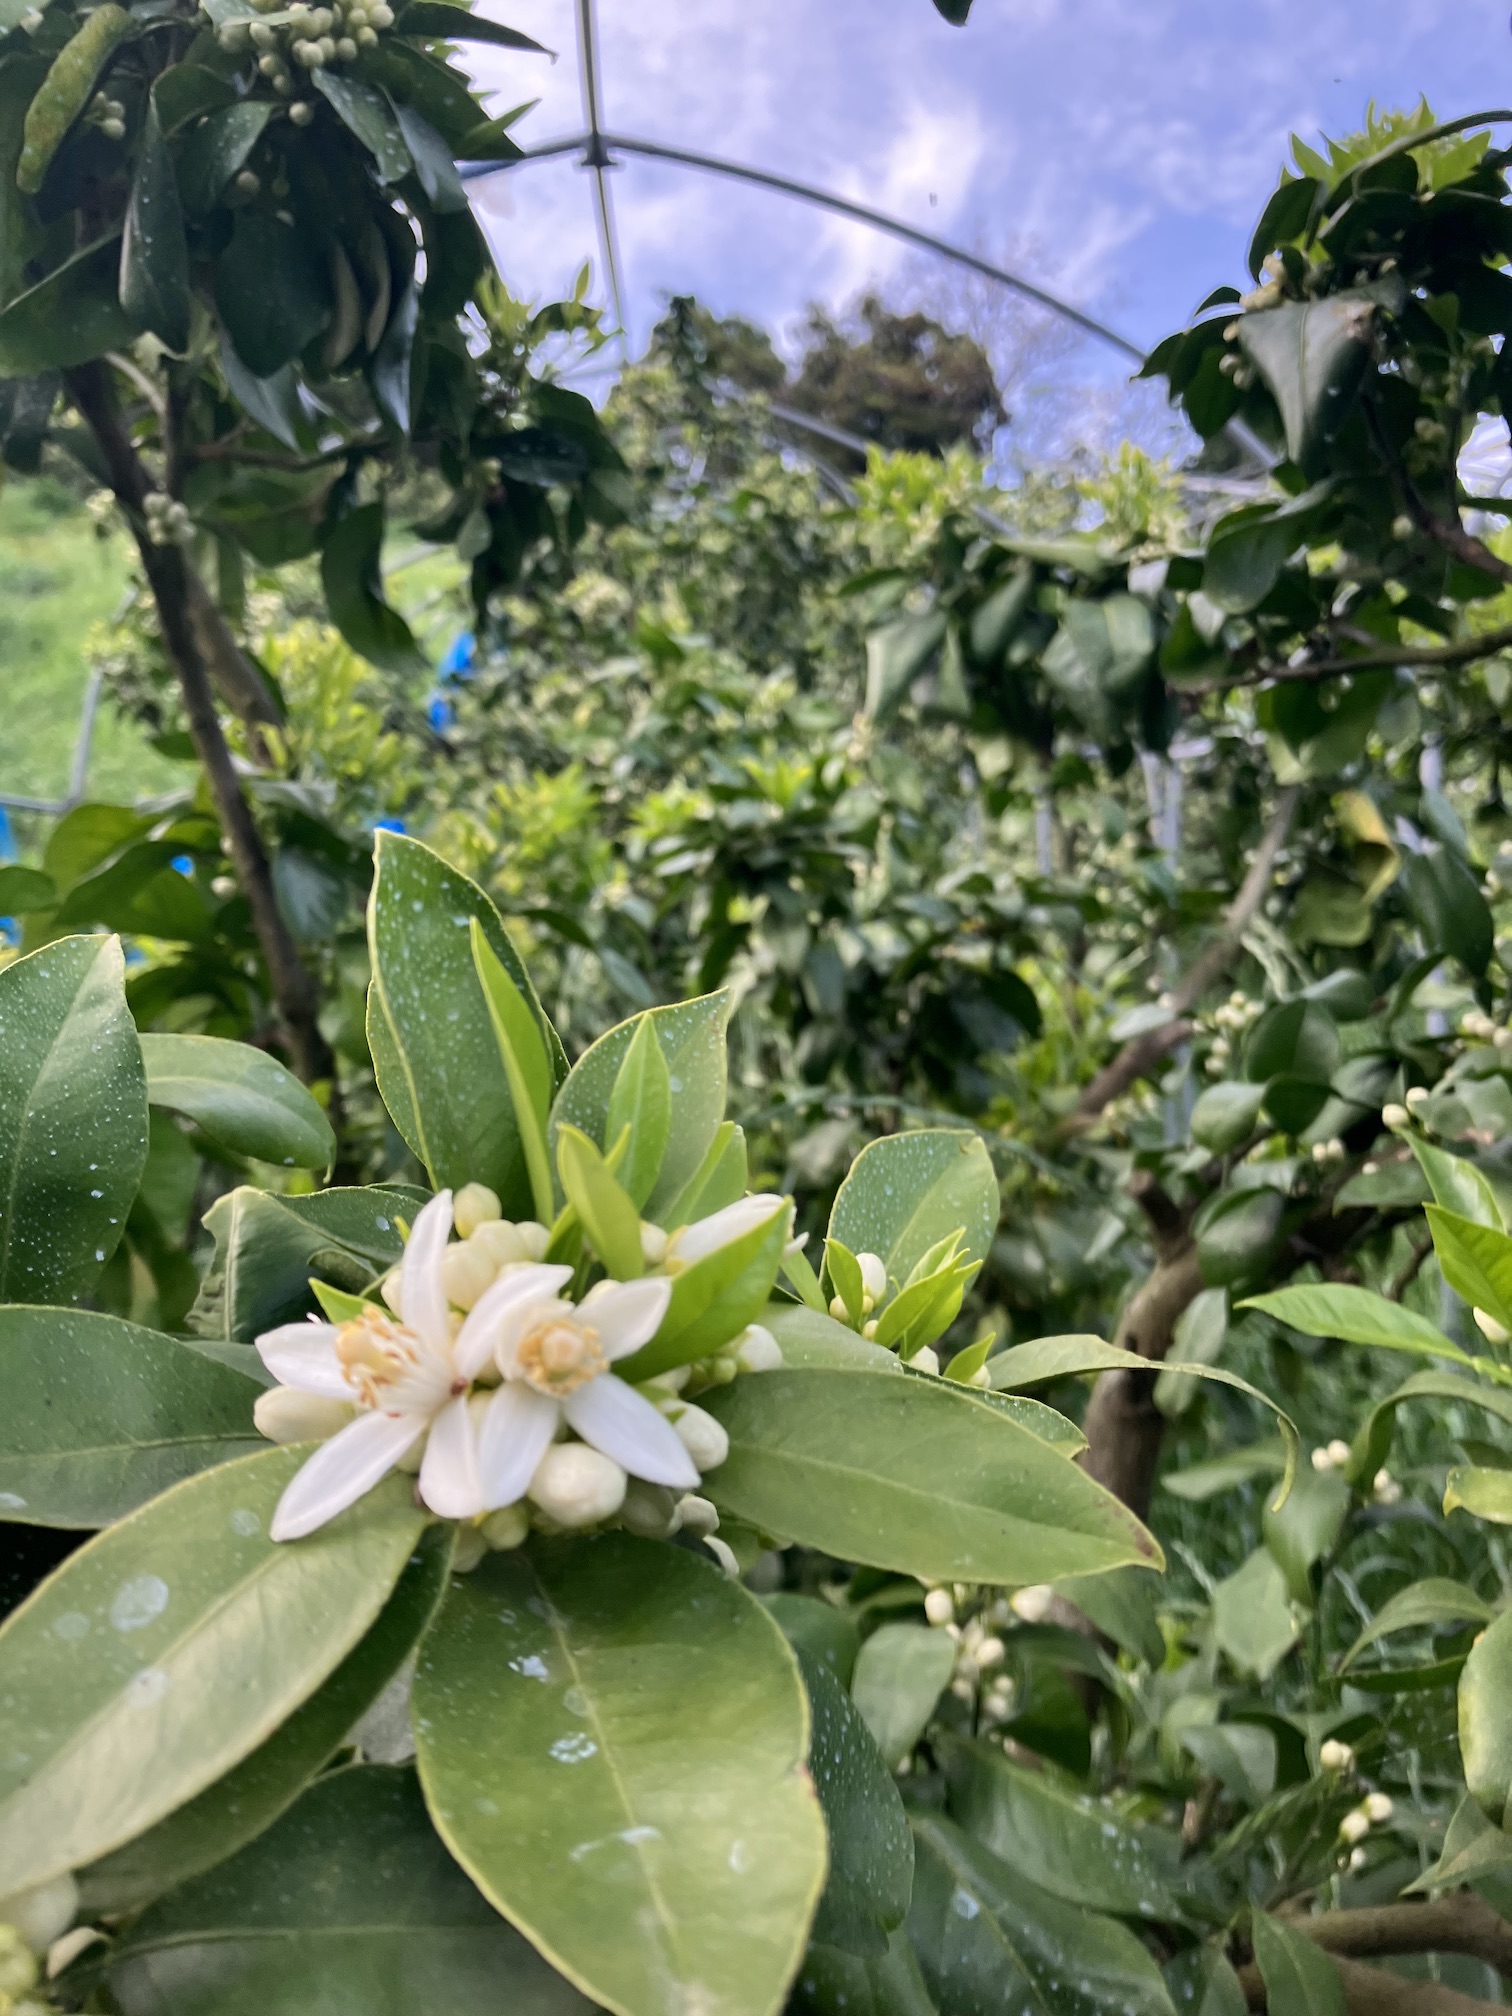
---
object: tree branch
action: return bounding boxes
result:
[1238,1894,1512,2011]
[1067,786,1300,1130]
[1185,620,1512,695]
[65,361,332,1089]
[1241,1953,1501,2015]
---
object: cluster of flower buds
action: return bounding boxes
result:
[1461,1009,1512,1051]
[1309,1137,1347,1167]
[1205,990,1262,1076]
[86,88,126,140]
[1337,1789,1394,1868]
[1310,1441,1402,1503]
[0,1872,87,2016]
[215,0,396,112]
[142,493,194,548]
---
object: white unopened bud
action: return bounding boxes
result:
[454,1182,501,1238]
[1348,1844,1368,1873]
[668,1403,728,1473]
[100,116,125,140]
[735,1323,783,1373]
[640,1222,669,1266]
[1373,1469,1403,1505]
[1339,1810,1371,1845]
[857,1252,888,1304]
[1319,1739,1355,1772]
[46,1927,103,1979]
[1475,1308,1510,1346]
[317,34,336,57]
[234,168,260,194]
[1382,1103,1410,1130]
[529,1443,626,1528]
[467,1220,530,1272]
[288,97,315,123]
[356,24,377,42]
[379,1265,403,1314]
[1311,1446,1336,1472]
[515,1221,550,1261]
[829,1294,851,1322]
[677,1493,720,1538]
[1327,1439,1352,1468]
[257,50,280,71]
[1363,1792,1394,1824]
[1010,1584,1056,1623]
[974,1635,1006,1669]
[479,1503,529,1551]
[923,1588,954,1625]
[250,18,276,42]
[369,2,393,21]
[441,1239,497,1312]
[908,1346,940,1376]
[1404,1086,1429,1110]
[335,35,356,57]
[254,1386,353,1444]
[619,1480,680,1539]
[0,1875,76,1955]
[862,1319,879,1340]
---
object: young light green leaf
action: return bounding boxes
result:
[1211,1549,1299,1681]
[140,1032,335,1170]
[0,934,147,1306]
[556,1124,644,1280]
[825,1237,866,1325]
[829,1130,999,1284]
[1347,1368,1512,1489]
[78,1525,454,1914]
[106,1763,594,2016]
[0,1449,427,1894]
[1410,1138,1505,1229]
[605,1015,672,1210]
[1250,1910,1345,2016]
[618,1199,790,1379]
[1339,1576,1492,1673]
[760,1303,901,1374]
[849,1623,956,1769]
[797,1645,914,1958]
[664,1119,748,1229]
[0,1308,263,1527]
[470,918,555,1221]
[1426,1205,1512,1336]
[701,1369,1162,1584]
[1243,1283,1472,1367]
[1445,1466,1512,1526]
[413,1536,826,2016]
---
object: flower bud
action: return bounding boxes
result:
[0,1874,75,1957]
[677,1493,720,1538]
[250,18,275,42]
[370,3,394,22]
[923,1588,954,1625]
[1373,1469,1403,1505]
[862,1320,879,1340]
[379,1265,403,1314]
[356,25,377,42]
[619,1480,680,1539]
[667,1194,789,1269]
[908,1347,940,1376]
[234,168,260,194]
[1319,1739,1354,1772]
[668,1403,729,1473]
[529,1443,627,1528]
[1475,1307,1510,1346]
[1010,1584,1055,1623]
[640,1222,669,1266]
[735,1323,782,1373]
[828,1295,850,1322]
[1347,1844,1368,1873]
[469,1219,532,1271]
[857,1251,888,1304]
[254,1387,353,1445]
[317,35,337,58]
[454,1182,502,1239]
[335,35,356,57]
[1381,1102,1410,1130]
[1311,1445,1336,1473]
[1338,1810,1371,1844]
[705,1535,740,1577]
[1363,1792,1394,1824]
[515,1221,550,1261]
[100,116,126,139]
[47,1926,104,1978]
[974,1635,1005,1669]
[441,1239,497,1312]
[257,50,280,71]
[480,1504,529,1551]
[1404,1085,1428,1111]
[1326,1439,1351,1468]
[288,97,315,122]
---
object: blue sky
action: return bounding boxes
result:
[463,1,1512,412]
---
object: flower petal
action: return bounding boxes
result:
[418,1394,486,1520]
[269,1410,424,1542]
[400,1190,454,1357]
[580,1276,673,1361]
[670,1194,787,1266]
[562,1375,699,1488]
[255,1320,348,1399]
[454,1262,576,1382]
[477,1383,561,1508]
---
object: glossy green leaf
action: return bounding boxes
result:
[0,864,54,913]
[79,1525,454,1913]
[472,920,555,1220]
[1195,1187,1285,1288]
[120,99,190,352]
[762,1303,902,1374]
[1053,1567,1165,1667]
[701,1369,1162,1584]
[605,1015,672,1211]
[830,1132,999,1286]
[1462,1608,1512,1823]
[392,98,468,211]
[1243,1283,1471,1367]
[176,101,270,212]
[798,1646,913,1958]
[1402,843,1493,977]
[1179,1723,1277,1807]
[1410,1792,1512,1894]
[557,1124,643,1279]
[907,1815,1177,2016]
[397,1,546,49]
[0,934,147,1305]
[620,1197,789,1379]
[1339,1576,1492,1673]
[0,1307,263,1528]
[825,1239,866,1325]
[1410,1138,1504,1229]
[850,1623,956,1769]
[1163,1948,1247,2016]
[312,69,411,181]
[791,1930,937,2016]
[1190,1080,1266,1154]
[667,1120,749,1228]
[1445,1465,1512,1524]
[214,207,329,377]
[0,1448,426,1893]
[1426,1205,1512,1334]
[1210,1549,1298,1680]
[322,501,426,675]
[1347,1369,1512,1489]
[413,1535,826,2016]
[939,1736,1184,1921]
[190,1183,425,1342]
[1250,1911,1344,2016]
[0,234,134,373]
[368,831,557,1210]
[1237,294,1376,471]
[107,1764,596,2016]
[140,1032,334,1170]
[866,611,947,720]
[1263,1462,1349,1603]
[549,992,731,1224]
[765,1594,861,1686]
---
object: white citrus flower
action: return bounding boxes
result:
[664,1194,789,1268]
[474,1274,698,1505]
[255,1190,572,1540]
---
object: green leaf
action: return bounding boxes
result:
[1263,1463,1349,1604]
[1237,295,1377,471]
[1402,843,1493,977]
[829,1131,999,1286]
[557,1124,644,1280]
[1445,1466,1512,1524]
[1054,1568,1165,1667]
[850,1623,956,1769]
[1244,999,1341,1085]
[1164,1948,1248,2016]
[1347,1369,1512,1490]
[764,1593,861,1685]
[1179,1724,1277,1807]
[0,934,147,1305]
[189,1183,424,1342]
[106,1762,595,2016]
[550,993,730,1225]
[1462,1608,1512,1823]
[120,99,190,352]
[619,1197,790,1379]
[939,1736,1184,1920]
[605,1015,672,1211]
[1409,1138,1504,1229]
[321,501,426,675]
[413,1536,826,2016]
[1250,1911,1344,2016]
[368,831,558,1210]
[907,1815,1178,2016]
[311,69,411,181]
[825,1238,867,1325]
[1162,1440,1287,1503]
[176,101,271,212]
[0,55,48,307]
[0,1307,263,1528]
[701,1369,1162,1584]
[391,98,468,211]
[214,206,330,378]
[1195,1187,1285,1288]
[1242,1283,1472,1367]
[866,611,947,720]
[1339,1577,1492,1673]
[79,1526,453,1913]
[0,864,55,913]
[15,3,132,192]
[665,1118,748,1229]
[397,0,547,49]
[792,1931,937,2016]
[1211,1549,1298,1680]
[798,1645,914,1958]
[470,918,554,1221]
[762,1304,902,1375]
[140,1032,334,1170]
[0,1449,426,1894]
[1190,1081,1266,1153]
[1409,1792,1512,1894]
[1426,1205,1512,1334]
[0,233,135,376]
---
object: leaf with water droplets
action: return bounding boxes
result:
[797,1645,913,1958]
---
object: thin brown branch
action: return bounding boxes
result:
[1066,786,1300,1130]
[1241,1953,1500,2015]
[1389,1237,1432,1302]
[65,362,333,1090]
[1185,620,1512,696]
[1239,1894,1512,2011]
